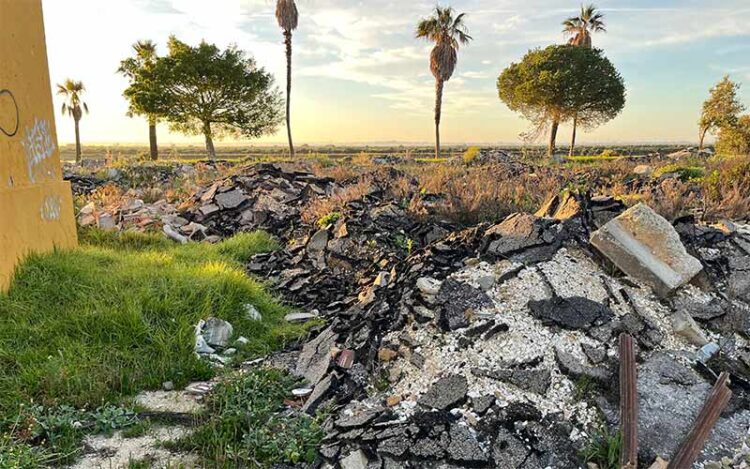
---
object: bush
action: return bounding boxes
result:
[716,115,750,156]
[462,146,481,165]
[600,149,617,158]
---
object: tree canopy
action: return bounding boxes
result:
[148,37,283,158]
[717,115,750,156]
[497,45,624,156]
[699,76,745,150]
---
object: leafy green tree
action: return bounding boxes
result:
[57,79,88,163]
[497,45,625,158]
[716,115,750,156]
[276,0,299,157]
[150,37,283,159]
[118,40,162,160]
[562,4,607,156]
[416,6,472,159]
[699,76,745,151]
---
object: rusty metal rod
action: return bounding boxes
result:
[667,372,732,469]
[619,333,638,469]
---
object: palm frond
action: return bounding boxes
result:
[276,0,298,32]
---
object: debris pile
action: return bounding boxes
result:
[68,160,750,467]
[259,191,750,468]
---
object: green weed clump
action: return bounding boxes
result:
[174,368,325,467]
[462,146,481,165]
[0,228,305,414]
[582,426,622,469]
[652,163,705,181]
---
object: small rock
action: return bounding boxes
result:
[244,304,262,321]
[416,277,442,296]
[418,374,468,410]
[386,395,402,407]
[162,381,174,391]
[202,317,234,348]
[340,449,369,469]
[378,347,399,362]
[234,336,249,346]
[163,224,188,244]
[292,388,313,397]
[528,296,614,330]
[284,312,319,323]
[307,229,329,252]
[672,311,709,346]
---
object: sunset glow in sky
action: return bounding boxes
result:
[42,0,750,146]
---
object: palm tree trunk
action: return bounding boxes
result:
[148,117,158,161]
[74,118,81,163]
[569,113,578,158]
[284,30,295,158]
[434,79,444,159]
[548,119,560,158]
[203,122,216,160]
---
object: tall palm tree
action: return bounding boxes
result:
[119,40,160,160]
[563,4,605,48]
[57,79,88,163]
[417,6,472,159]
[563,4,606,156]
[276,0,298,157]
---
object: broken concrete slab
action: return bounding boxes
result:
[295,326,337,385]
[591,203,703,297]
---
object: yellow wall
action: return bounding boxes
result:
[0,0,78,290]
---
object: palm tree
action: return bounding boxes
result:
[276,0,298,157]
[119,40,160,160]
[563,4,606,156]
[57,79,88,163]
[416,6,472,159]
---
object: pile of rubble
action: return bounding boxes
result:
[251,189,750,468]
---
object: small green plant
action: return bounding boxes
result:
[316,211,342,228]
[174,368,325,467]
[0,432,57,468]
[462,146,481,165]
[394,234,414,255]
[582,426,622,469]
[652,164,705,182]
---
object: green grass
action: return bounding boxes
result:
[0,228,312,466]
[172,368,325,468]
[565,155,622,164]
[652,163,705,181]
[0,228,307,414]
[582,426,622,469]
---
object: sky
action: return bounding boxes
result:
[41,0,750,146]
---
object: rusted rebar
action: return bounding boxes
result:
[619,333,638,469]
[667,372,732,469]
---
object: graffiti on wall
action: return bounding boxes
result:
[40,195,61,221]
[0,89,19,137]
[21,117,56,183]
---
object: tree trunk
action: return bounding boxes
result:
[203,122,216,160]
[548,119,559,159]
[569,113,578,158]
[74,117,81,163]
[434,79,444,159]
[148,118,158,161]
[699,127,708,152]
[284,30,295,158]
